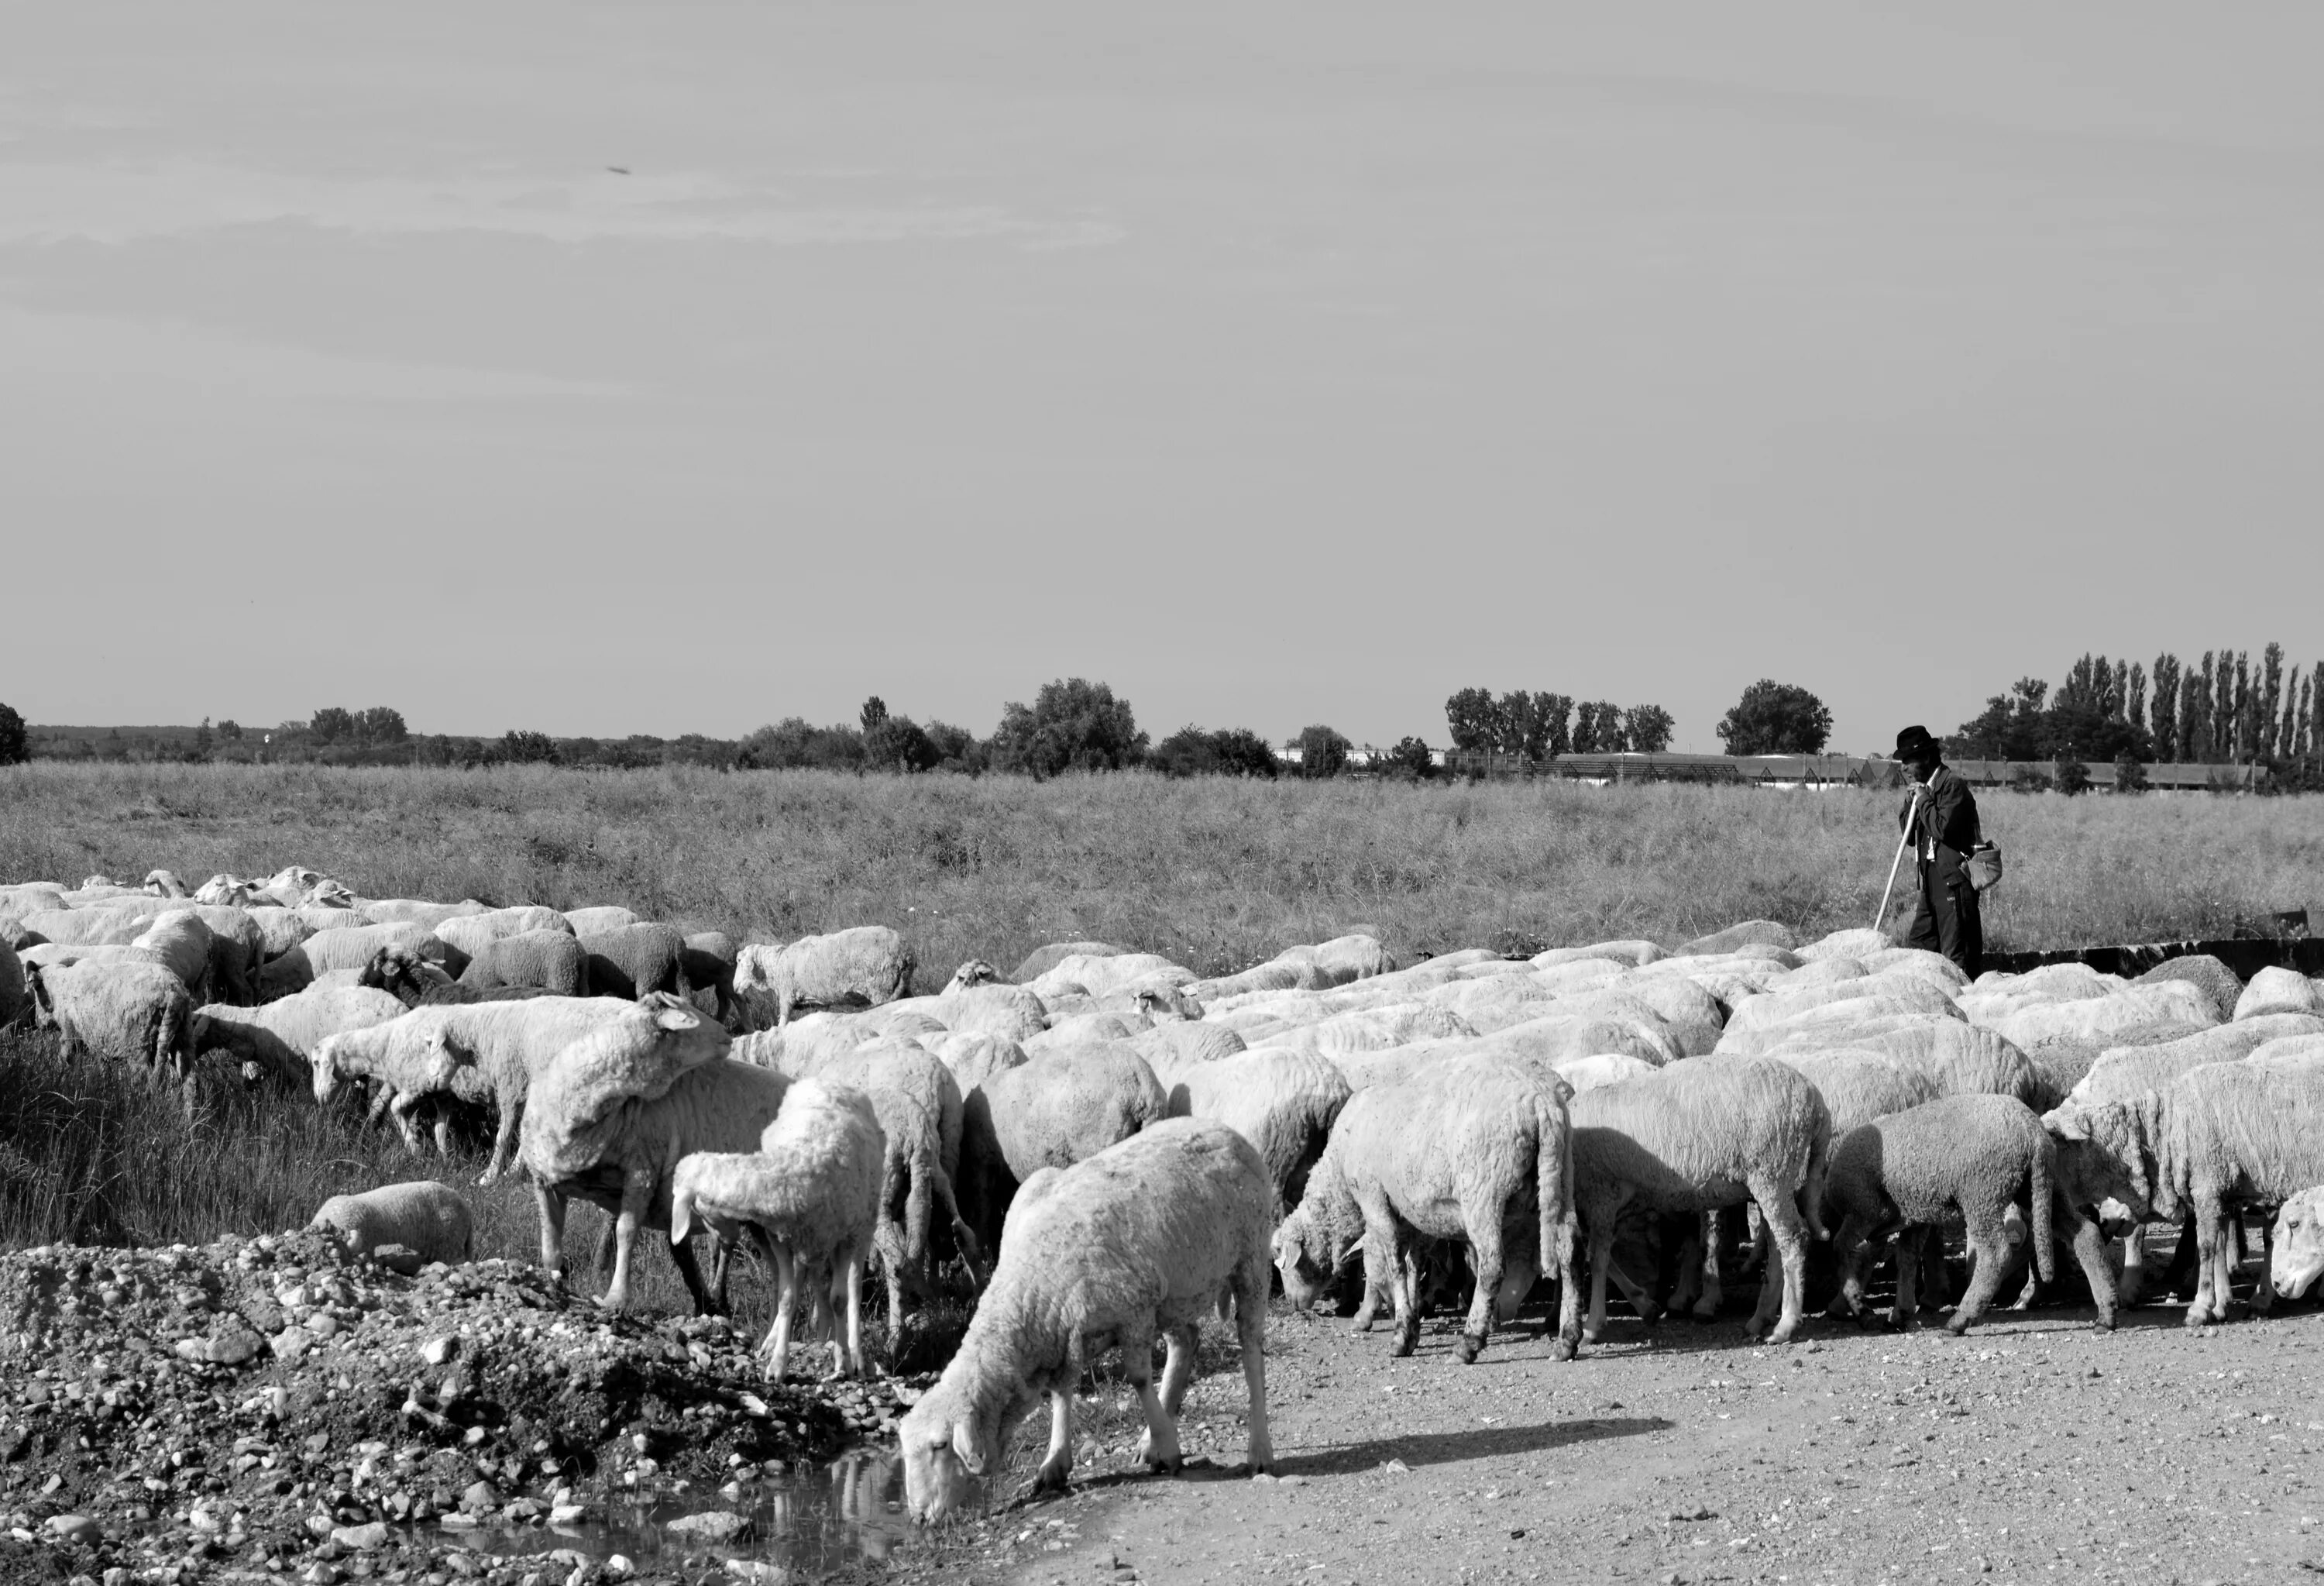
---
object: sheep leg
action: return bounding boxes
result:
[2184,1205,2227,1326]
[598,1167,653,1312]
[1693,1211,1724,1320]
[480,1100,521,1188]
[384,1092,426,1153]
[1125,1327,1182,1473]
[1583,1216,1617,1345]
[1456,1206,1506,1364]
[533,1182,568,1288]
[758,1242,799,1383]
[1948,1213,2013,1336]
[366,1083,394,1128]
[2246,1209,2275,1316]
[670,1236,720,1318]
[1604,1260,1659,1323]
[1033,1390,1074,1493]
[1829,1214,1874,1325]
[1234,1262,1274,1473]
[2117,1223,2147,1308]
[1747,1180,1810,1343]
[2061,1204,2119,1332]
[1493,1251,1538,1326]
[1889,1228,1924,1330]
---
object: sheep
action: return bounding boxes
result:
[520,1007,763,1312]
[1006,941,1125,984]
[194,986,408,1085]
[290,902,370,934]
[1776,1019,2040,1106]
[1026,1011,1141,1053]
[898,1118,1276,1521]
[1248,1003,1477,1059]
[734,925,916,1028]
[1025,952,1195,1003]
[141,869,190,896]
[1825,1093,2115,1333]
[1534,939,1662,969]
[431,906,576,965]
[1161,1047,1352,1212]
[1770,1051,1942,1135]
[681,931,741,1025]
[957,1041,1168,1257]
[351,942,459,1005]
[459,930,590,996]
[1129,1020,1247,1075]
[193,874,260,907]
[244,907,315,963]
[2065,1016,2324,1111]
[2157,1063,2324,1326]
[128,911,215,1001]
[357,899,490,929]
[1989,982,2219,1051]
[1272,1051,1578,1364]
[260,922,438,1000]
[934,979,1050,1044]
[670,1077,887,1381]
[2130,954,2243,1024]
[1551,1053,1661,1093]
[15,906,151,948]
[1567,1057,1830,1343]
[1797,927,1899,962]
[314,996,655,1182]
[579,923,689,1001]
[563,905,641,937]
[24,958,194,1083]
[923,1031,1028,1092]
[2235,965,2322,1021]
[2272,1188,2324,1301]
[310,1181,474,1266]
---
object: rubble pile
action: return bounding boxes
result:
[0,1231,914,1584]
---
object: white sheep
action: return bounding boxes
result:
[1129,1020,1248,1074]
[245,906,316,963]
[2157,1063,2324,1326]
[260,921,437,1000]
[458,929,590,996]
[129,911,215,1001]
[669,1077,887,1381]
[431,906,576,964]
[194,986,407,1085]
[1161,1046,1353,1212]
[898,1118,1276,1521]
[1550,1053,1662,1094]
[356,898,490,929]
[1568,1057,1830,1343]
[15,906,151,948]
[2271,1188,2324,1301]
[1025,952,1195,1003]
[311,1181,474,1265]
[958,1041,1169,1256]
[922,1030,1029,1092]
[579,924,690,1001]
[2234,965,2322,1021]
[733,925,916,1028]
[563,905,642,937]
[25,958,195,1085]
[1272,1051,1578,1363]
[1772,1050,1942,1135]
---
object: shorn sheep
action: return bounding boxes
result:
[24,958,195,1087]
[311,1181,474,1265]
[1824,1093,2118,1334]
[1272,1051,1579,1363]
[669,1077,887,1381]
[958,1042,1169,1256]
[1567,1056,1830,1344]
[457,930,590,996]
[898,1119,1275,1522]
[194,986,407,1085]
[579,923,690,1001]
[2158,1063,2324,1326]
[733,925,916,1028]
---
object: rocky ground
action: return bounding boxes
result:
[898,1280,2324,1586]
[0,1231,915,1586]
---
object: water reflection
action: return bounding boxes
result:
[462,1449,910,1572]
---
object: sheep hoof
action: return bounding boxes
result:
[1548,1333,1577,1363]
[2091,1313,2118,1333]
[1944,1318,1972,1337]
[1454,1332,1485,1365]
[1390,1326,1418,1359]
[1032,1462,1069,1495]
[1636,1301,1666,1326]
[1145,1454,1184,1476]
[1690,1302,1718,1323]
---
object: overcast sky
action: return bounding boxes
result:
[9,3,2322,752]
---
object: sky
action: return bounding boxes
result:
[8,2,2322,753]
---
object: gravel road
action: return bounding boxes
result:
[923,1292,2324,1586]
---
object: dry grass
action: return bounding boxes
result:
[2,762,2319,1281]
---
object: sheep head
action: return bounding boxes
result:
[2274,1189,2324,1301]
[898,1385,990,1524]
[143,869,188,897]
[22,963,56,1028]
[947,960,999,993]
[311,1034,350,1104]
[78,875,119,890]
[309,879,357,908]
[1269,1205,1339,1313]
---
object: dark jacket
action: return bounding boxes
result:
[1901,763,1979,882]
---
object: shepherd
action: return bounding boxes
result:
[1892,724,1983,979]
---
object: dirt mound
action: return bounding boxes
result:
[0,1230,909,1584]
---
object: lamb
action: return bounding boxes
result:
[669,1078,887,1380]
[1824,1094,2116,1334]
[24,958,195,1084]
[519,1006,762,1312]
[957,1042,1168,1256]
[2271,1188,2324,1301]
[458,930,591,996]
[579,924,689,1001]
[2156,1063,2324,1326]
[563,905,642,937]
[898,1119,1275,1521]
[194,986,408,1085]
[733,926,916,1028]
[1271,1051,1578,1363]
[310,1181,474,1266]
[1567,1057,1830,1343]
[681,931,742,1025]
[431,907,576,964]
[1161,1047,1353,1212]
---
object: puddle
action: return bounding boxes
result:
[459,1449,911,1574]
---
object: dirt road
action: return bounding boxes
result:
[931,1298,2323,1586]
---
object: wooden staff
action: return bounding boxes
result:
[1874,785,1924,931]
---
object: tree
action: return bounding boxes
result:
[309,707,355,745]
[1385,737,1436,779]
[1293,724,1351,778]
[193,717,214,758]
[500,730,559,764]
[2126,662,2146,735]
[357,707,407,746]
[1717,680,1831,756]
[740,718,865,770]
[1209,729,1280,779]
[2148,655,2178,761]
[2054,755,2092,796]
[0,701,25,766]
[2183,656,2212,762]
[2259,643,2285,759]
[1151,726,1277,779]
[924,720,985,773]
[217,718,243,741]
[1623,704,1676,755]
[860,696,889,734]
[2113,752,2148,793]
[1443,688,1499,754]
[988,679,1147,778]
[864,714,938,772]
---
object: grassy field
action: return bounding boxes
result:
[2,762,2320,1293]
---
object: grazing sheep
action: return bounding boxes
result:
[245,907,316,963]
[1272,1051,1578,1363]
[1773,1051,1942,1135]
[431,906,575,964]
[194,986,408,1085]
[935,979,1050,1044]
[1568,1058,1830,1343]
[681,931,741,1025]
[459,929,590,996]
[351,898,487,928]
[142,869,191,897]
[1006,941,1125,985]
[579,923,689,1001]
[127,911,214,1001]
[1162,1047,1353,1211]
[734,926,916,1028]
[1786,1020,2040,1107]
[2064,1016,2324,1112]
[1551,1053,1661,1093]
[958,1042,1168,1255]
[2271,1188,2324,1301]
[519,1006,761,1312]
[2235,965,2322,1021]
[1025,952,1195,1003]
[1025,1011,1141,1054]
[563,905,642,937]
[1249,1002,1477,1059]
[1676,920,1797,957]
[260,922,438,1000]
[2157,1064,2324,1326]
[923,1031,1028,1092]
[193,875,260,907]
[1989,982,2219,1051]
[898,1119,1276,1520]
[311,1181,474,1265]
[2129,954,2244,1024]
[1826,1094,2116,1333]
[1534,940,1662,969]
[1796,928,1896,962]
[1129,1020,1248,1076]
[671,1077,888,1381]
[24,958,194,1083]
[15,907,152,948]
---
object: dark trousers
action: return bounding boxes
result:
[1904,854,1984,979]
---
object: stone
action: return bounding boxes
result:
[272,1328,315,1362]
[726,1563,789,1584]
[420,1337,460,1368]
[666,1510,753,1543]
[370,1245,425,1277]
[331,1522,389,1551]
[460,1480,500,1515]
[46,1513,102,1545]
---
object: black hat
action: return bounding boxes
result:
[1894,724,1939,760]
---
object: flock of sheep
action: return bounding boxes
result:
[5,865,2324,1528]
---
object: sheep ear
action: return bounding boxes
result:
[951,1419,985,1476]
[654,1005,700,1033]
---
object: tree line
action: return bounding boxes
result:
[1951,646,2322,771]
[1443,689,1676,758]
